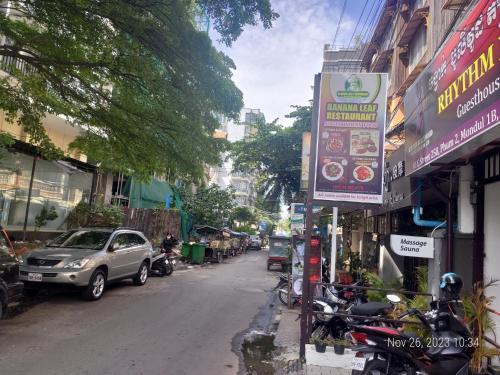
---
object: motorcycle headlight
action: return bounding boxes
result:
[64,259,90,269]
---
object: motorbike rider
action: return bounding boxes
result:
[161,232,178,256]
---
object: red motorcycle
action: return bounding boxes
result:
[349,300,475,375]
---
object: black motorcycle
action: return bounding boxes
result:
[149,247,173,277]
[350,299,474,375]
[311,293,401,340]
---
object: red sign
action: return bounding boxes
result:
[405,0,500,174]
[308,236,322,283]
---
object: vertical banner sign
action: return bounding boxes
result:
[301,132,311,190]
[291,203,305,235]
[291,236,305,296]
[313,73,388,203]
[405,0,500,175]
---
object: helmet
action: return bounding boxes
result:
[439,272,463,299]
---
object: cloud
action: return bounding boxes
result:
[212,0,356,126]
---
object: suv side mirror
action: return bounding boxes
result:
[109,242,120,251]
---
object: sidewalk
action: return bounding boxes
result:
[273,307,355,375]
[273,307,304,375]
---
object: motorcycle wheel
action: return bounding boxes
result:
[278,289,289,305]
[361,359,399,375]
[310,322,329,340]
[278,289,298,306]
[164,262,173,276]
[152,262,167,277]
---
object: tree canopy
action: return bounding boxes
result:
[230,206,256,225]
[0,0,277,179]
[230,105,312,211]
[180,184,235,228]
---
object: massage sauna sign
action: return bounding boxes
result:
[390,235,434,259]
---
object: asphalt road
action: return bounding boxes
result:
[0,250,277,375]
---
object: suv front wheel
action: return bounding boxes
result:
[133,261,148,286]
[83,269,106,301]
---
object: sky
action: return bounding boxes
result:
[211,0,368,126]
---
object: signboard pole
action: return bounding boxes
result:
[330,207,338,281]
[300,74,321,358]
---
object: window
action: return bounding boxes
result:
[112,233,132,250]
[127,233,145,246]
[48,230,111,250]
[408,23,427,73]
[0,152,94,231]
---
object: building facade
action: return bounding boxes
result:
[359,0,499,342]
[209,108,264,207]
[322,44,366,73]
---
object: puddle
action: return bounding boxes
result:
[241,331,277,375]
[232,292,280,374]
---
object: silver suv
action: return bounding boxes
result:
[19,228,153,300]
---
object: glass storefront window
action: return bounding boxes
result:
[0,151,93,231]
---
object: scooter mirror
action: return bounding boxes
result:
[386,294,401,303]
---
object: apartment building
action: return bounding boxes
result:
[0,3,96,239]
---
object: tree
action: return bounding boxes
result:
[0,0,277,179]
[230,206,256,227]
[230,104,312,211]
[179,184,235,228]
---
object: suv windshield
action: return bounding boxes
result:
[48,230,111,250]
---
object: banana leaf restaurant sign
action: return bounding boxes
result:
[405,0,500,175]
[313,72,388,203]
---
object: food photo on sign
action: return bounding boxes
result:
[313,72,387,203]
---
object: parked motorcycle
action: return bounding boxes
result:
[274,273,302,306]
[149,247,173,277]
[350,273,473,375]
[350,301,474,375]
[311,293,401,340]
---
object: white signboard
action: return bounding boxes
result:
[390,235,434,259]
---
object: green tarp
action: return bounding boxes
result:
[123,177,174,209]
[123,177,190,242]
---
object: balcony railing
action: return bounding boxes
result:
[0,54,35,76]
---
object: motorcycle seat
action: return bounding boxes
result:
[351,302,391,316]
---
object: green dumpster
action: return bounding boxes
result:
[181,243,192,258]
[191,243,206,264]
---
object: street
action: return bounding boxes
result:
[0,251,277,375]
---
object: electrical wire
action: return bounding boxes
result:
[332,0,348,48]
[339,0,383,72]
[356,0,386,71]
[335,0,369,70]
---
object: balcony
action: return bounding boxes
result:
[442,0,471,10]
[361,0,397,69]
[395,52,428,96]
[370,48,393,72]
[0,54,35,77]
[397,2,429,47]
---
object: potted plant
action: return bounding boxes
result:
[310,337,328,353]
[463,279,500,375]
[333,339,349,355]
